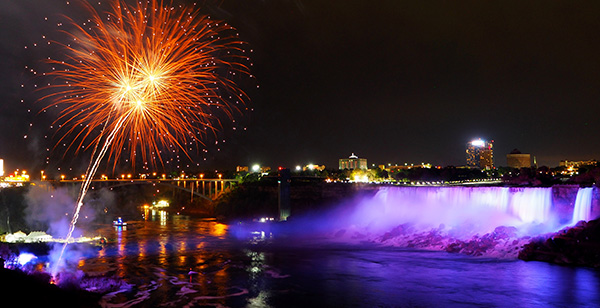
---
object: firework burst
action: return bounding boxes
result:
[36,0,251,275]
[41,0,250,169]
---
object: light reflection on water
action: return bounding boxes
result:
[81,214,600,307]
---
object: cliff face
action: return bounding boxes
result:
[214,181,380,219]
[289,182,379,214]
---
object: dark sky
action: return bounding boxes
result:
[1,0,600,175]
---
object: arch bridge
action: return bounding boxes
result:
[42,178,238,202]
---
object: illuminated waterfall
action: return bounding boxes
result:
[572,187,593,224]
[350,186,557,237]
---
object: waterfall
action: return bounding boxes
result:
[349,186,558,237]
[508,188,552,224]
[572,187,593,224]
[311,185,597,256]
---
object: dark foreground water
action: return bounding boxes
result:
[80,213,600,307]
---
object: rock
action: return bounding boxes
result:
[518,218,600,268]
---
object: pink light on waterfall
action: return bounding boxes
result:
[348,186,559,238]
[572,187,593,224]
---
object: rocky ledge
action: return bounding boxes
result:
[518,219,600,267]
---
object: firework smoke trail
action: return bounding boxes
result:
[53,115,127,275]
[39,0,251,276]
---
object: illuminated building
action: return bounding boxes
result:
[0,159,3,177]
[506,149,531,169]
[1,169,30,187]
[303,164,326,171]
[339,153,367,170]
[387,163,433,172]
[559,159,597,168]
[559,159,597,176]
[466,139,494,169]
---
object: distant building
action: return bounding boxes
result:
[558,159,597,176]
[559,160,598,168]
[506,149,531,169]
[466,139,494,169]
[387,163,432,172]
[236,166,249,172]
[339,153,367,170]
[250,165,271,174]
[303,164,326,171]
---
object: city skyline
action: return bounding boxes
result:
[1,1,600,173]
[1,139,597,177]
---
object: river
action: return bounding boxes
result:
[73,210,600,307]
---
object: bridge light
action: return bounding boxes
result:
[61,175,65,181]
[127,174,132,179]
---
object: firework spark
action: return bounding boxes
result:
[41,0,250,169]
[39,0,250,275]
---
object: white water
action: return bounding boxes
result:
[572,187,593,224]
[315,186,590,258]
[348,186,557,237]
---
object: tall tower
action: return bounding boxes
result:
[466,139,494,169]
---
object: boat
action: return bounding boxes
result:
[113,217,127,226]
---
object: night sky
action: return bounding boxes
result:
[1,0,600,175]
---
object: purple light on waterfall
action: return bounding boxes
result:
[348,186,557,237]
[572,187,593,224]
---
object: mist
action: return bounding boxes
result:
[24,183,116,237]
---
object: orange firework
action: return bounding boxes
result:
[41,0,250,168]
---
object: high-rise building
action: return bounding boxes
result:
[466,139,494,169]
[506,149,531,169]
[339,153,367,170]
